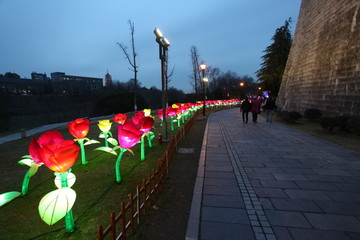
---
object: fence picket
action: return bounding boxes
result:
[97,225,104,240]
[128,193,134,234]
[136,185,140,224]
[120,202,126,239]
[110,212,116,240]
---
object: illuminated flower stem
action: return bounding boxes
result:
[60,171,75,232]
[147,134,153,148]
[170,117,174,131]
[103,132,109,148]
[21,164,38,196]
[115,148,127,183]
[77,138,87,165]
[140,136,145,161]
[21,171,31,196]
[177,118,181,127]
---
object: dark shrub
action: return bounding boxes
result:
[320,117,340,132]
[304,108,322,120]
[282,111,302,123]
[347,116,360,135]
[337,115,351,131]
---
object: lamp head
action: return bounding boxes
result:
[200,63,206,71]
[162,38,170,47]
[154,28,163,38]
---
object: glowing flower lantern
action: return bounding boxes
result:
[18,131,65,196]
[166,107,177,118]
[137,116,155,160]
[138,116,154,134]
[166,107,177,131]
[32,130,80,232]
[132,111,145,125]
[1,131,64,206]
[97,119,113,147]
[118,120,143,149]
[37,139,79,173]
[143,108,152,117]
[132,111,155,160]
[175,108,183,127]
[68,118,90,139]
[98,119,112,132]
[157,109,163,120]
[95,119,143,183]
[68,118,99,165]
[183,103,195,118]
[113,113,127,125]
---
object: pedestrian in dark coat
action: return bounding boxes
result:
[263,97,276,123]
[240,97,251,123]
[250,98,261,123]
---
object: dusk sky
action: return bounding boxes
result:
[0,0,301,93]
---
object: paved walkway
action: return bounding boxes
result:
[186,108,360,240]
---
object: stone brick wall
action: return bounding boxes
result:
[277,0,360,116]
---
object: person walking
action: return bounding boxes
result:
[263,96,276,123]
[240,97,251,123]
[250,97,261,123]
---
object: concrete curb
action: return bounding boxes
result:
[0,115,113,145]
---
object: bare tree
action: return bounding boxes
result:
[117,20,138,111]
[190,46,201,100]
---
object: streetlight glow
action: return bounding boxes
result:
[200,63,206,71]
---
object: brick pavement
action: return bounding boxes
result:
[186,108,360,240]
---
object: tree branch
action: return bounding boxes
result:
[116,42,135,68]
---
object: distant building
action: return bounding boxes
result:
[104,71,112,86]
[50,72,66,81]
[31,72,50,81]
[0,71,103,95]
[0,76,44,95]
[50,72,103,90]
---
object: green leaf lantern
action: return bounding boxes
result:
[0,191,21,207]
[38,188,76,226]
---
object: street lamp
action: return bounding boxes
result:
[154,28,170,142]
[200,63,206,116]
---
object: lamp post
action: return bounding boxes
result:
[203,77,209,111]
[154,28,170,142]
[200,63,206,116]
[240,82,245,99]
